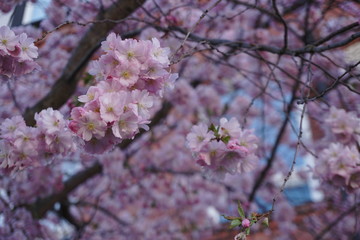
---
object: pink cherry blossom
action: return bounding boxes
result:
[18,33,38,61]
[99,92,126,122]
[186,123,214,152]
[0,116,26,140]
[112,110,139,139]
[0,26,17,52]
[219,117,242,138]
[35,108,65,135]
[69,108,107,141]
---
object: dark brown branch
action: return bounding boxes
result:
[272,0,288,52]
[27,162,103,219]
[230,0,307,20]
[315,201,360,240]
[165,26,360,56]
[248,77,301,202]
[76,201,129,226]
[313,22,359,46]
[297,60,360,104]
[229,0,280,20]
[282,0,307,15]
[23,0,146,126]
[58,200,82,230]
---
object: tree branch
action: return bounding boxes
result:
[272,0,288,52]
[163,25,360,56]
[315,201,360,240]
[27,162,103,219]
[248,74,301,202]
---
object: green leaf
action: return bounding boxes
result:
[208,123,217,132]
[237,201,245,218]
[230,219,241,229]
[245,227,250,235]
[83,73,94,85]
[221,135,231,144]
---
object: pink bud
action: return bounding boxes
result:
[242,219,250,228]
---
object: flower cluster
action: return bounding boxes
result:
[0,25,39,78]
[314,143,360,191]
[325,106,360,142]
[313,107,360,191]
[186,117,259,179]
[0,109,75,172]
[69,33,177,151]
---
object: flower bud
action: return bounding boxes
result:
[242,218,250,228]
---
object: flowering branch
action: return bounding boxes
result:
[23,0,146,126]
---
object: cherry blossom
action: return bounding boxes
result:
[0,26,39,78]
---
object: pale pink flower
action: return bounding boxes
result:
[325,106,360,135]
[112,110,139,139]
[35,108,65,135]
[238,154,258,173]
[101,32,121,52]
[13,127,38,152]
[0,26,17,52]
[69,108,107,141]
[219,117,241,138]
[0,116,26,139]
[18,33,38,61]
[44,131,76,155]
[99,92,127,122]
[186,123,214,152]
[115,59,140,87]
[11,146,38,170]
[150,38,170,66]
[78,86,101,104]
[142,60,168,78]
[237,129,258,153]
[131,90,154,119]
[163,73,178,93]
[88,60,108,81]
[116,38,150,64]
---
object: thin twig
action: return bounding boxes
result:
[170,0,222,63]
[272,0,288,52]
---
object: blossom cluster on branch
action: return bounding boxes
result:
[0,26,39,78]
[186,117,259,179]
[0,33,178,171]
[0,0,359,239]
[314,107,360,191]
[69,33,178,153]
[0,109,75,172]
